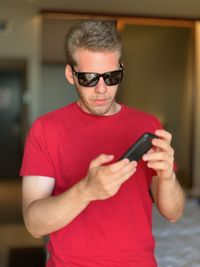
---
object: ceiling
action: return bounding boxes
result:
[1,0,200,20]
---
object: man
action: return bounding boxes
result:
[21,20,185,267]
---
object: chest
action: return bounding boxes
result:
[48,116,153,194]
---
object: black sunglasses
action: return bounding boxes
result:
[71,65,123,87]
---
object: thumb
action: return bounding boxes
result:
[90,154,114,169]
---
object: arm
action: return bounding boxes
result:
[22,175,90,238]
[150,173,185,222]
[143,129,185,222]
[23,154,136,238]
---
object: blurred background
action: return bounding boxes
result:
[0,0,200,266]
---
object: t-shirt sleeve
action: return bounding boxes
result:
[20,118,56,178]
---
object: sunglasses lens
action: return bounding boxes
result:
[78,73,99,87]
[73,67,123,87]
[104,70,123,86]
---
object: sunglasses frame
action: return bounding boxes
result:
[71,64,124,87]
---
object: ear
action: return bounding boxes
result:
[65,65,75,85]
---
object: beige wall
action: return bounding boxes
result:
[193,22,200,194]
[120,25,192,186]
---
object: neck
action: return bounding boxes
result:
[77,100,121,116]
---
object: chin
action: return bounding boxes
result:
[80,98,114,115]
[91,105,113,116]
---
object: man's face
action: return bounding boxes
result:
[67,49,121,116]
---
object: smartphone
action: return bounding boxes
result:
[119,132,157,162]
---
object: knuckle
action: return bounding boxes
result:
[100,154,107,160]
[160,152,166,160]
[160,162,167,170]
[164,162,169,169]
[168,133,172,141]
[111,186,121,196]
[89,161,94,169]
[96,170,104,182]
[104,185,116,197]
[107,190,115,197]
[89,158,97,168]
[108,165,115,173]
[158,152,166,161]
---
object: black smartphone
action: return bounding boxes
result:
[119,132,157,162]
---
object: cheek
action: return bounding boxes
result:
[109,86,118,97]
[76,86,90,100]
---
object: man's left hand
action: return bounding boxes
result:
[143,129,175,180]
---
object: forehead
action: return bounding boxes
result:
[74,49,120,72]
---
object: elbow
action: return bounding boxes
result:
[164,206,185,223]
[24,219,44,239]
[167,217,179,223]
[30,231,43,239]
[158,197,185,223]
[23,206,45,239]
[25,224,43,239]
[160,212,180,223]
[31,233,43,239]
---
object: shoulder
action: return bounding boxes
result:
[32,103,75,129]
[28,103,76,140]
[122,104,161,127]
[37,103,75,123]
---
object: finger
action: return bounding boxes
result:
[115,161,137,179]
[110,163,137,186]
[90,154,114,169]
[145,148,155,155]
[106,158,134,173]
[120,165,137,182]
[147,161,172,171]
[143,151,173,162]
[105,160,136,182]
[117,168,136,185]
[152,138,174,154]
[155,129,172,143]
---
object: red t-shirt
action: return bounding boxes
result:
[21,103,162,267]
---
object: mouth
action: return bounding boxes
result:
[92,99,108,105]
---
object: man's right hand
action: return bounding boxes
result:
[81,154,137,201]
[22,154,137,237]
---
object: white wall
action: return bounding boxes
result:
[42,64,77,114]
[0,7,78,122]
[0,5,41,123]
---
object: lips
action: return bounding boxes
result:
[93,99,108,105]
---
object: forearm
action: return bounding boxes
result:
[155,173,185,222]
[24,179,90,238]
[23,155,136,239]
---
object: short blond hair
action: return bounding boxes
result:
[65,19,122,66]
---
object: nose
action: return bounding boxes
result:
[95,77,107,94]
